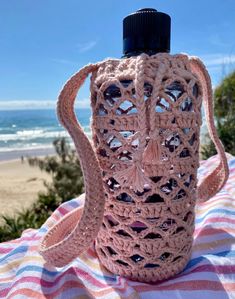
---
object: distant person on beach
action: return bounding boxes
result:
[21,155,24,164]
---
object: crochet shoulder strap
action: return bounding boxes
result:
[189,57,229,202]
[39,56,229,268]
[39,63,106,267]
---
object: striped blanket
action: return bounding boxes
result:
[0,153,235,299]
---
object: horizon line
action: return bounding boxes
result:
[0,99,91,110]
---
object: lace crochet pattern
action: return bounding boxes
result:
[39,53,229,282]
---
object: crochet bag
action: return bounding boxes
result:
[39,53,229,282]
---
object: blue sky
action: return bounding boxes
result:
[0,0,235,110]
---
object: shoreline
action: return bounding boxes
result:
[0,147,56,162]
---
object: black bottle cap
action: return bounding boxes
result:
[123,8,171,57]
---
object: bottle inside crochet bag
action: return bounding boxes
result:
[103,9,193,210]
[40,6,229,283]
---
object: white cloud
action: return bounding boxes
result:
[77,40,97,53]
[75,98,90,109]
[52,58,76,65]
[208,33,230,48]
[0,99,91,110]
[0,100,56,110]
[200,54,235,67]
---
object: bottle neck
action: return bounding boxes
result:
[122,48,169,58]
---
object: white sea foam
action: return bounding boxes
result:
[0,130,69,141]
[0,126,92,153]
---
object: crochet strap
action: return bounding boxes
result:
[189,57,229,202]
[39,57,229,267]
[39,63,106,267]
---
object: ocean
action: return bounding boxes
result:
[0,108,207,161]
[0,109,91,160]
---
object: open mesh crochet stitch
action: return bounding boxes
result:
[39,53,229,283]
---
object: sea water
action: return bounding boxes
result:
[0,108,91,152]
[0,107,207,160]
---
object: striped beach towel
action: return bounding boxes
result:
[0,153,235,299]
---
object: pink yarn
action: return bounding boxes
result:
[39,53,229,282]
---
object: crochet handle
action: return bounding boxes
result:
[189,57,229,202]
[39,64,106,267]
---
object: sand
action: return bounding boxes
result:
[0,158,52,219]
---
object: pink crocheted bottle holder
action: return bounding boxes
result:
[39,53,229,282]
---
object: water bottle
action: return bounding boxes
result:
[39,8,229,283]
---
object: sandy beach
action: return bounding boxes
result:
[0,157,52,220]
